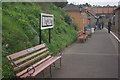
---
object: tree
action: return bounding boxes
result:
[53,2,68,8]
[64,15,72,25]
[85,3,91,7]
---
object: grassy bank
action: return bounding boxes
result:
[2,2,77,77]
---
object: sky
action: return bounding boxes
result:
[67,0,120,6]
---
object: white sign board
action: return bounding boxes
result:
[41,13,54,30]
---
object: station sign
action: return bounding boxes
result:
[41,13,54,30]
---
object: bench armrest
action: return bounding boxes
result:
[27,66,35,76]
[51,52,63,57]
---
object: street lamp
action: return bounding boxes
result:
[79,4,82,12]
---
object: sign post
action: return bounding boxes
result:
[49,28,51,43]
[40,13,54,44]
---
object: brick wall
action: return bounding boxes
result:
[67,11,89,30]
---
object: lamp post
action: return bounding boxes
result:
[79,4,82,30]
[79,4,82,12]
[88,16,91,25]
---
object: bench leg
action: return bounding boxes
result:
[53,60,61,69]
[53,62,56,68]
[53,62,58,69]
[49,65,52,78]
[53,58,62,69]
[60,58,62,68]
[42,70,45,78]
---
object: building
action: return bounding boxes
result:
[118,1,120,6]
[114,6,120,36]
[93,6,116,15]
[64,4,116,31]
[64,4,91,30]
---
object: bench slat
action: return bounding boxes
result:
[14,51,49,71]
[20,56,62,78]
[31,56,61,77]
[14,48,48,65]
[77,31,85,36]
[6,43,46,59]
[16,55,51,77]
[77,30,84,34]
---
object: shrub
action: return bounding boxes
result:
[64,15,72,25]
[53,2,68,8]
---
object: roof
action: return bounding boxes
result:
[93,6,117,8]
[114,6,120,11]
[64,4,80,11]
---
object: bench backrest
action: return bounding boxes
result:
[77,30,85,37]
[6,43,51,77]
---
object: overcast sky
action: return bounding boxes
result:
[67,0,119,6]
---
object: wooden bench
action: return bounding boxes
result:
[85,30,92,36]
[77,30,88,42]
[6,43,62,78]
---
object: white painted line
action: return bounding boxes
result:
[110,31,120,43]
[104,27,120,43]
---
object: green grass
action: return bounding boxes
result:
[2,2,77,78]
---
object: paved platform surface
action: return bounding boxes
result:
[37,28,119,78]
